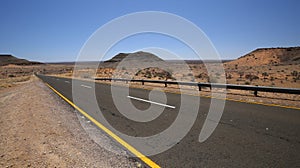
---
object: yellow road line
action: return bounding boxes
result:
[40,75,299,167]
[44,83,160,168]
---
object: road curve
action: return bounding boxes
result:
[37,75,300,167]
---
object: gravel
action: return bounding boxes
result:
[0,76,138,167]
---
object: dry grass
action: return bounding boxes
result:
[0,64,74,89]
[0,76,31,89]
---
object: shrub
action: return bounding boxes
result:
[187,73,193,76]
[227,74,232,79]
[245,74,259,81]
[238,72,244,78]
[262,72,269,81]
[197,73,207,79]
[8,74,15,77]
[291,71,298,77]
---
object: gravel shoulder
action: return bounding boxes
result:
[0,76,137,167]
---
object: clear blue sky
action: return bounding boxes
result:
[0,0,299,62]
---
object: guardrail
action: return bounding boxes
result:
[94,78,300,96]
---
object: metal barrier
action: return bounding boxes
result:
[94,78,300,96]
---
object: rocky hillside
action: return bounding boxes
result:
[226,47,300,66]
[134,67,175,80]
[0,54,42,66]
[105,51,164,63]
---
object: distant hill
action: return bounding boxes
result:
[0,54,43,66]
[227,47,300,66]
[105,51,164,63]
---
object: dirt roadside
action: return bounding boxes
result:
[0,76,137,168]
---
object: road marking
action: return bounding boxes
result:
[44,82,160,168]
[127,95,175,109]
[125,85,300,110]
[65,81,70,83]
[46,75,300,110]
[81,84,92,89]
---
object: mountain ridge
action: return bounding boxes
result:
[227,47,300,66]
[0,54,43,66]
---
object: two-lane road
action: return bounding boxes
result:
[37,75,300,167]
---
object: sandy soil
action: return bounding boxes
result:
[0,76,138,168]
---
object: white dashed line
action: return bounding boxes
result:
[65,81,70,83]
[81,84,92,89]
[127,95,175,109]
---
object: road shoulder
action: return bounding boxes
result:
[0,76,137,167]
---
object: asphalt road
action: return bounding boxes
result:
[37,75,300,167]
